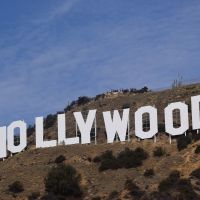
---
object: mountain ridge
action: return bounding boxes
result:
[1,83,200,200]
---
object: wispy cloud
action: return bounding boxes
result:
[33,0,80,24]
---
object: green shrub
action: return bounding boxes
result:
[153,147,165,157]
[122,89,129,94]
[134,147,149,160]
[41,193,60,200]
[87,157,92,162]
[125,179,144,199]
[158,170,180,192]
[195,145,200,154]
[77,96,91,105]
[108,190,118,199]
[99,151,119,171]
[158,170,198,200]
[192,133,200,142]
[177,179,198,200]
[158,123,165,132]
[177,135,192,151]
[122,103,130,109]
[64,100,76,112]
[93,155,101,163]
[28,191,40,200]
[144,169,154,177]
[55,155,66,164]
[44,114,57,129]
[97,148,148,171]
[138,86,149,93]
[8,181,24,193]
[92,197,101,200]
[27,125,35,136]
[95,94,105,101]
[44,164,83,197]
[117,147,148,168]
[190,168,200,179]
[150,191,176,200]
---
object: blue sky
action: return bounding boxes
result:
[0,0,200,125]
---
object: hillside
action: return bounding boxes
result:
[1,84,200,200]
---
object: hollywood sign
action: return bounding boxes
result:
[1,95,200,159]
